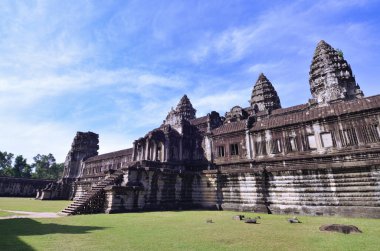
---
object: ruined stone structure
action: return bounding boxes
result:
[0,177,53,197]
[45,41,380,218]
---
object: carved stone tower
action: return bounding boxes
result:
[164,95,196,128]
[250,73,281,112]
[175,95,196,120]
[309,40,364,104]
[62,131,99,179]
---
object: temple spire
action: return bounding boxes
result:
[164,95,196,127]
[250,73,281,112]
[309,40,364,104]
[176,95,196,120]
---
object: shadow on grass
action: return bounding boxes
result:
[0,218,105,251]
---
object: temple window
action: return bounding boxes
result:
[307,135,317,149]
[254,141,267,155]
[271,139,282,154]
[321,132,334,148]
[360,125,380,143]
[217,146,225,157]
[339,128,358,146]
[230,143,239,156]
[288,137,297,151]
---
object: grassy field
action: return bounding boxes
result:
[0,197,70,212]
[0,198,380,251]
[0,210,15,217]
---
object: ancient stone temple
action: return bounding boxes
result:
[40,41,380,218]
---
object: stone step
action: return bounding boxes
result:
[74,199,88,203]
[69,203,82,207]
[72,203,85,207]
[73,199,88,203]
[61,172,123,215]
[62,209,75,214]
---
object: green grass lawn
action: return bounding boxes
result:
[0,210,15,217]
[0,197,70,212]
[0,198,380,251]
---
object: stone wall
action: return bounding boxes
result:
[71,158,380,218]
[102,166,197,213]
[196,160,380,218]
[265,165,380,218]
[0,177,53,197]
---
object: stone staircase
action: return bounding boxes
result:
[61,170,123,215]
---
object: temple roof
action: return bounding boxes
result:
[212,120,246,135]
[189,115,208,125]
[252,94,380,131]
[250,73,281,112]
[85,148,133,162]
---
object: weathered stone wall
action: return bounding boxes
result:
[195,161,380,218]
[265,165,380,218]
[0,177,53,197]
[72,157,380,218]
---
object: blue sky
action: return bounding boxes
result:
[1,0,380,163]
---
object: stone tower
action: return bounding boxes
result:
[175,95,196,120]
[309,40,364,104]
[164,95,196,127]
[62,131,99,179]
[250,73,281,112]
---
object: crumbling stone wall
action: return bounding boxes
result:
[0,177,53,197]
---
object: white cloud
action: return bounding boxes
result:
[193,88,251,116]
[247,61,287,74]
[188,0,378,65]
[0,119,76,163]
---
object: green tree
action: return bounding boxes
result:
[13,155,32,178]
[31,154,63,180]
[0,151,14,176]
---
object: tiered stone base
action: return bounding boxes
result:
[71,161,380,218]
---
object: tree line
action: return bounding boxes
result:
[0,151,64,180]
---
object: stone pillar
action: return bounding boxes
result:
[251,133,256,159]
[132,141,137,161]
[245,130,254,168]
[164,134,171,161]
[204,135,212,162]
[153,141,157,161]
[145,139,150,160]
[245,130,252,160]
[179,138,183,161]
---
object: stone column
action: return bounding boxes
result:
[246,130,254,168]
[245,130,252,160]
[164,134,171,161]
[132,141,137,161]
[145,139,150,160]
[153,141,157,161]
[179,138,183,161]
